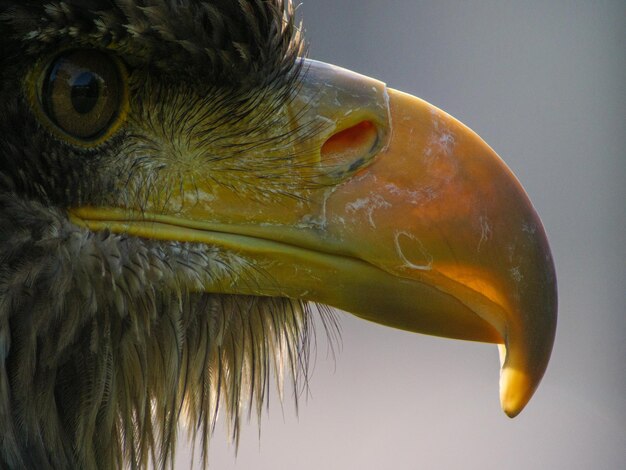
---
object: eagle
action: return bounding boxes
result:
[0,1,557,469]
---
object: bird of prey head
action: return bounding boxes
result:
[0,1,557,468]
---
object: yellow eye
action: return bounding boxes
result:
[40,49,127,143]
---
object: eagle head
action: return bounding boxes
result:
[0,1,556,468]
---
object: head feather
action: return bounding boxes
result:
[0,2,338,469]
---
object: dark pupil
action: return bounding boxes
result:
[71,72,100,114]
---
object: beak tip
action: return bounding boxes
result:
[499,366,535,418]
[502,404,522,419]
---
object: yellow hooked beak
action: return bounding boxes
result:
[70,59,557,417]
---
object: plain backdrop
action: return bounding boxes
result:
[178,1,626,469]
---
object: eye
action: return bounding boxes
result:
[40,49,127,142]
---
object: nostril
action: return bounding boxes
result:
[321,120,379,170]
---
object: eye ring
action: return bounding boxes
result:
[33,49,129,146]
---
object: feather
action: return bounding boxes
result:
[0,194,339,468]
[0,1,335,468]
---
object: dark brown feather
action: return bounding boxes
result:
[0,1,335,469]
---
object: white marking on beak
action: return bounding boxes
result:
[394,231,433,271]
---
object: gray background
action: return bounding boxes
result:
[181,1,626,468]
